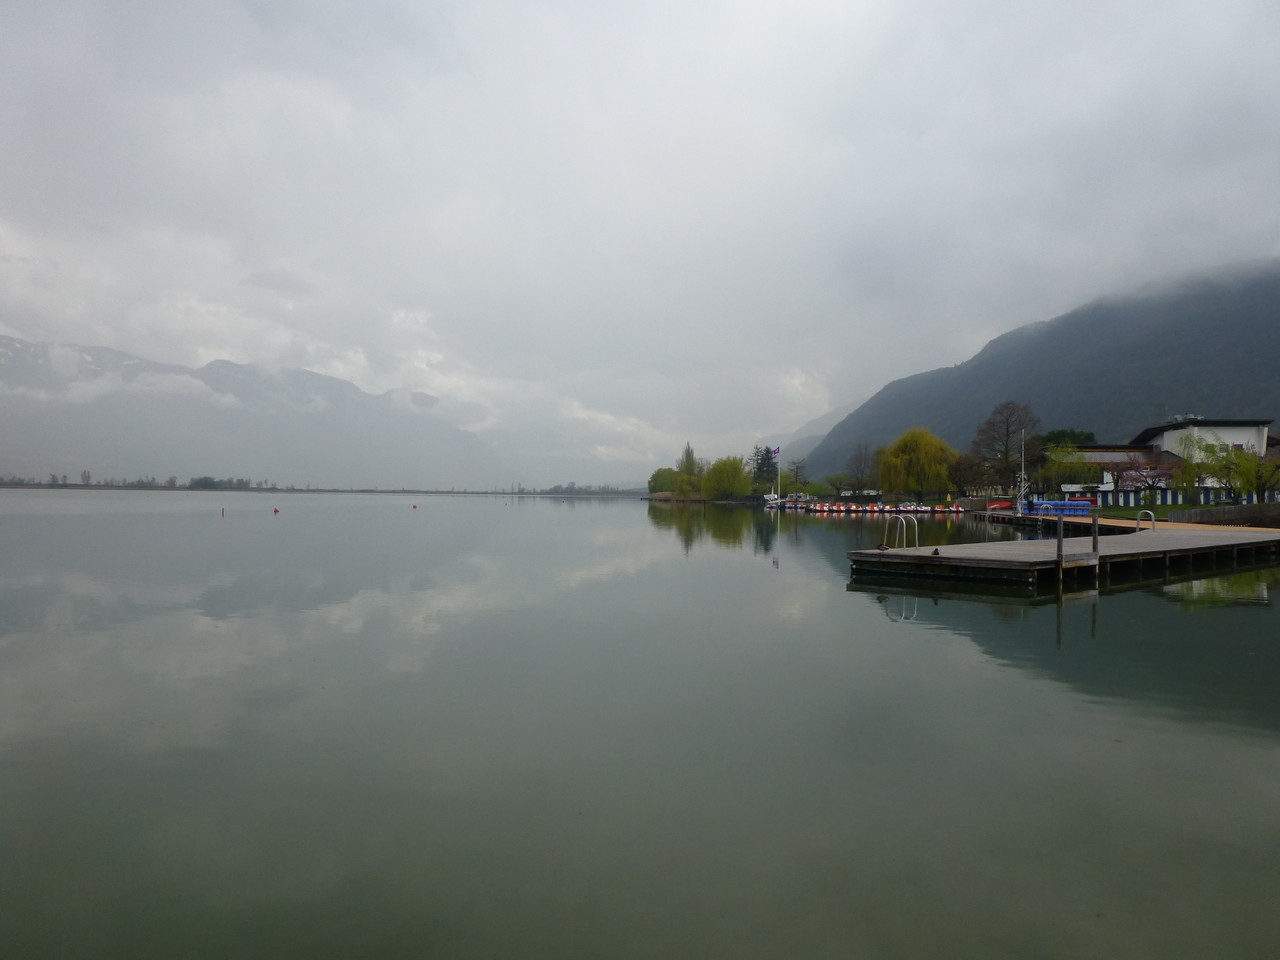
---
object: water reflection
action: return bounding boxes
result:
[1160,568,1279,608]
[6,491,1280,958]
[646,501,779,553]
[644,503,1017,565]
[0,493,681,753]
[0,492,484,630]
[848,572,1280,733]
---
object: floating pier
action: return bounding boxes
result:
[848,520,1280,591]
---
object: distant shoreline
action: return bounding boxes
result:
[0,485,647,498]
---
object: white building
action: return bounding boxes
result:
[1056,417,1274,506]
[1128,417,1271,460]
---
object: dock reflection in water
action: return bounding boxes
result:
[848,565,1280,734]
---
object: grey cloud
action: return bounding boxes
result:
[243,266,320,299]
[3,0,1279,484]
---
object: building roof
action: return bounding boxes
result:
[1075,445,1151,453]
[1075,449,1181,465]
[1128,418,1272,446]
[1074,444,1152,460]
[1051,445,1181,465]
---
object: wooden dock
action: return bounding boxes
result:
[970,509,1246,533]
[848,524,1280,590]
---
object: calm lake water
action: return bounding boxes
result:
[3,490,1279,959]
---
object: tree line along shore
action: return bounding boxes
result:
[650,401,1280,506]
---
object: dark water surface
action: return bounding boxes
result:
[3,491,1279,958]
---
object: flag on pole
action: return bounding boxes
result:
[772,447,781,455]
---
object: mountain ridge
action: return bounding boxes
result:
[806,260,1280,477]
[0,335,506,489]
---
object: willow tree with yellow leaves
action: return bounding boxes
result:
[876,428,958,502]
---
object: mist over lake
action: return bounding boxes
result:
[3,491,1278,958]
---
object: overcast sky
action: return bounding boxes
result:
[3,0,1278,484]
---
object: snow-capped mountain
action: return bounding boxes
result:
[0,335,508,489]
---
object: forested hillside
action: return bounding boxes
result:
[807,260,1280,477]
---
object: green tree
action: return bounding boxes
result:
[701,456,752,501]
[676,442,702,479]
[879,428,957,501]
[1171,457,1205,504]
[1039,443,1101,492]
[648,467,679,494]
[1247,451,1280,502]
[1213,447,1257,502]
[875,430,957,504]
[1172,435,1213,504]
[1180,432,1258,503]
[674,472,702,500]
[750,445,778,485]
[1043,428,1096,446]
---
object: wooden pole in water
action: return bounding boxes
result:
[1092,512,1100,588]
[1057,516,1065,589]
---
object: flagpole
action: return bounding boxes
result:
[773,446,780,563]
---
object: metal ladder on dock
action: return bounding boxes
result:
[884,514,920,549]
